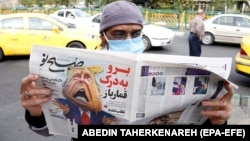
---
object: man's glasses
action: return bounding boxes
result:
[104,30,142,41]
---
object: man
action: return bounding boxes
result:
[99,0,145,53]
[19,1,233,141]
[66,12,74,19]
[188,9,205,56]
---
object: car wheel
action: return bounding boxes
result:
[202,32,215,45]
[0,48,4,61]
[142,35,151,51]
[67,42,86,49]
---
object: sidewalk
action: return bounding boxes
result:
[174,30,196,38]
[173,30,250,124]
[228,94,250,124]
[174,30,186,37]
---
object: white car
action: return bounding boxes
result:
[50,9,91,26]
[202,14,250,45]
[86,13,175,51]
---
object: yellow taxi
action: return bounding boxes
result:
[0,13,101,61]
[235,36,250,77]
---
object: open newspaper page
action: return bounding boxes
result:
[29,45,236,138]
[29,45,138,138]
[130,54,235,124]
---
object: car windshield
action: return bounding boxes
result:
[48,15,77,29]
[74,10,91,17]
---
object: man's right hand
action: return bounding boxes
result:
[20,74,51,117]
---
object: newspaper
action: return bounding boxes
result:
[29,45,237,138]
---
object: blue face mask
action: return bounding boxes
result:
[104,34,145,54]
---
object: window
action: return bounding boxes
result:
[29,18,54,30]
[92,15,101,23]
[0,20,2,28]
[218,16,234,26]
[2,17,24,29]
[66,12,75,19]
[57,11,64,17]
[75,10,90,17]
[235,16,250,27]
[212,17,219,24]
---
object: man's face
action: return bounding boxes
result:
[201,13,205,20]
[100,24,142,47]
[198,10,205,20]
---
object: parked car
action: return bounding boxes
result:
[85,13,175,51]
[0,13,101,61]
[50,9,91,27]
[235,36,250,77]
[202,14,250,45]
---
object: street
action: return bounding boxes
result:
[0,35,249,141]
[146,35,250,96]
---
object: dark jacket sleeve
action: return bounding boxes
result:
[25,110,77,140]
[25,110,51,136]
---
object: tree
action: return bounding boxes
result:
[99,0,133,7]
[173,0,194,11]
[148,0,173,9]
[43,0,77,8]
[225,0,236,12]
[19,0,237,11]
[19,0,35,8]
[134,0,194,10]
[85,0,93,7]
[210,0,236,12]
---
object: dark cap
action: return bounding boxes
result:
[100,0,143,33]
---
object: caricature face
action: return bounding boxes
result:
[63,67,103,112]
